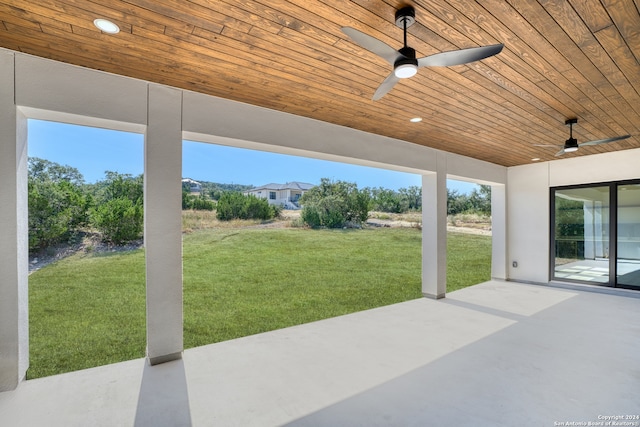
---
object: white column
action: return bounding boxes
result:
[0,51,29,391]
[145,84,183,365]
[491,184,508,280]
[422,153,447,299]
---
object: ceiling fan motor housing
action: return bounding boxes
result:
[564,137,579,151]
[395,6,416,28]
[564,118,579,151]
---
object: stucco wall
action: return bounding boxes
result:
[507,163,550,283]
[507,149,640,284]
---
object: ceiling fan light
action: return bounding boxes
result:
[564,137,579,152]
[394,63,418,78]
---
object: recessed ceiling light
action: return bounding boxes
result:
[94,18,120,34]
[409,117,422,123]
[531,158,541,161]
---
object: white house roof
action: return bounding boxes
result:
[248,182,314,192]
[182,178,202,185]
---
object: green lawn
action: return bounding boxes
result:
[28,228,490,378]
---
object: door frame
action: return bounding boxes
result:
[550,179,640,291]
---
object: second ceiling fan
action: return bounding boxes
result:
[342,6,504,100]
[536,118,631,156]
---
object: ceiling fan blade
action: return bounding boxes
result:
[579,134,631,147]
[341,27,400,65]
[418,44,503,67]
[534,144,563,148]
[555,148,566,157]
[372,72,400,100]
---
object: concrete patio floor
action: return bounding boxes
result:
[1,280,638,426]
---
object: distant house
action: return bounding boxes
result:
[245,181,314,209]
[182,178,202,194]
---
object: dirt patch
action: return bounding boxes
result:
[29,232,143,274]
[446,225,492,236]
[365,218,420,228]
[366,218,491,235]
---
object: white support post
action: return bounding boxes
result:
[0,51,29,391]
[491,184,508,280]
[422,153,447,299]
[145,84,183,365]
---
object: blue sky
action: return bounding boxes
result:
[27,119,478,193]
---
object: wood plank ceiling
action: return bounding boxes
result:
[1,0,639,167]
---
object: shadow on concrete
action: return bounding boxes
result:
[281,290,640,426]
[134,357,191,427]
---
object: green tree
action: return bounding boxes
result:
[447,185,491,216]
[28,158,90,251]
[468,185,491,215]
[368,187,404,213]
[28,157,84,185]
[399,186,422,211]
[447,189,470,215]
[300,178,370,228]
[91,172,144,244]
[100,171,143,204]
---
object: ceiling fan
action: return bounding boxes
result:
[341,6,504,100]
[536,118,631,156]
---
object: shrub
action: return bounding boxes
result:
[191,197,215,211]
[243,195,272,220]
[90,172,144,244]
[299,178,370,228]
[183,190,215,210]
[92,198,143,244]
[29,181,73,251]
[216,192,275,221]
[216,192,243,220]
[270,203,283,218]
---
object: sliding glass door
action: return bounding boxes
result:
[553,186,610,284]
[617,184,640,288]
[552,180,640,290]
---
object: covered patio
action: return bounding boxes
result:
[2,1,640,424]
[1,280,638,426]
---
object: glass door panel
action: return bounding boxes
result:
[617,184,640,288]
[554,186,610,284]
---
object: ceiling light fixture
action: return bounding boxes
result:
[563,140,579,152]
[531,158,540,161]
[394,61,418,78]
[409,117,422,123]
[94,18,120,34]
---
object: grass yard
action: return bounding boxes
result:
[182,228,422,348]
[28,227,490,379]
[28,250,147,379]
